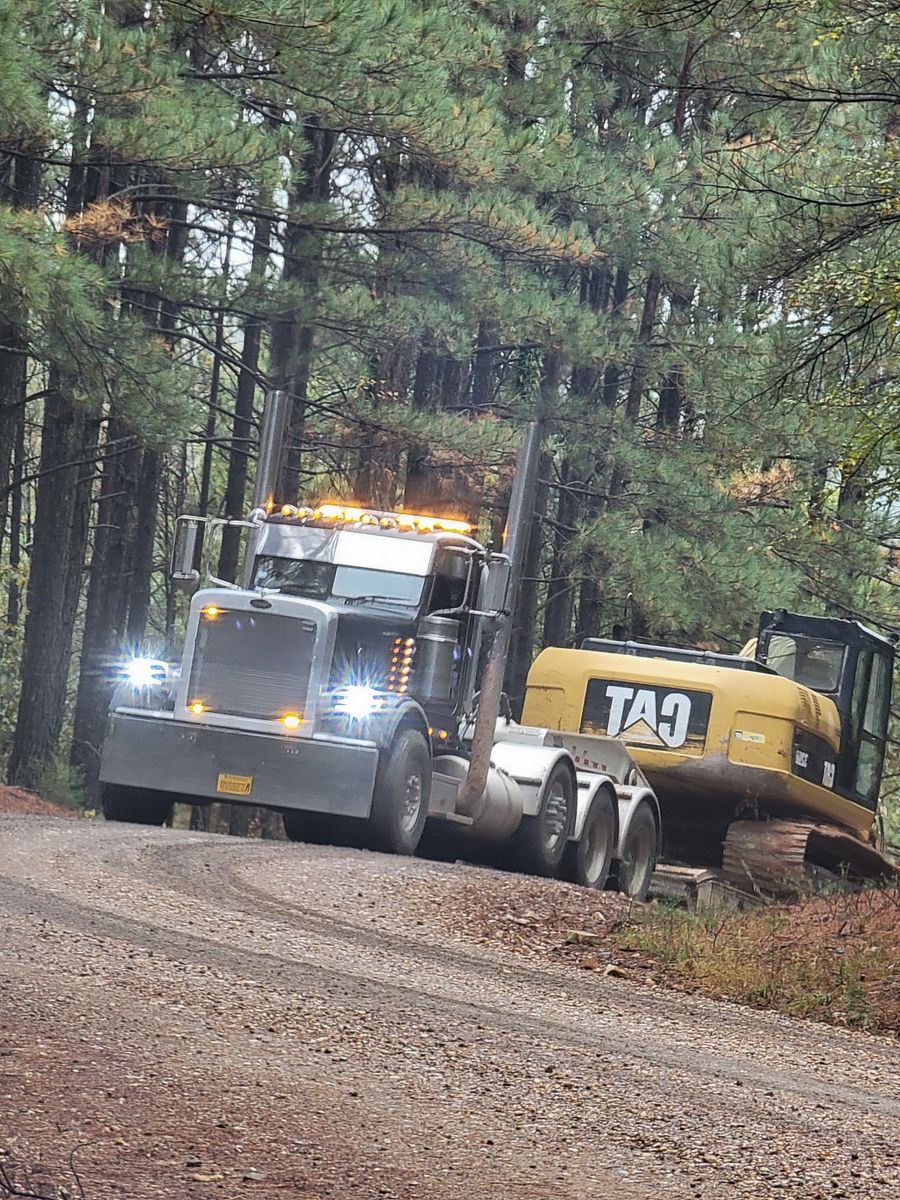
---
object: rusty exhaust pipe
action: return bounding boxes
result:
[458,420,543,817]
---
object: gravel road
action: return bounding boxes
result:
[1,815,898,1199]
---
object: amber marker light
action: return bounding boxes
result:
[433,517,472,533]
[201,604,221,619]
[189,701,206,715]
[312,502,472,534]
[282,713,302,730]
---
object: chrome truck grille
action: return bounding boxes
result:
[187,610,316,720]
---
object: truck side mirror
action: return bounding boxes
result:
[481,555,511,618]
[171,515,203,594]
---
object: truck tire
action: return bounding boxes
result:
[615,801,658,901]
[514,760,575,878]
[561,786,616,890]
[101,783,173,827]
[368,728,431,855]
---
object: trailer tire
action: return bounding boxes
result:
[615,801,658,901]
[101,784,173,827]
[369,728,431,855]
[562,786,616,890]
[514,760,575,878]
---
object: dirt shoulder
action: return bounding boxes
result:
[393,861,900,1036]
[0,785,77,818]
[622,886,900,1035]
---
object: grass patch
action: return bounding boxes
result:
[30,753,88,813]
[623,883,900,1035]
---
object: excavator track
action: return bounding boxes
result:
[721,819,898,898]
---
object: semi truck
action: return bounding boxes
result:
[100,396,662,898]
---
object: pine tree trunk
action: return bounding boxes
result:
[402,345,440,512]
[124,448,162,644]
[219,210,271,579]
[70,172,187,792]
[542,459,576,647]
[122,194,189,644]
[402,345,483,523]
[623,270,662,424]
[505,452,550,715]
[8,387,97,788]
[601,267,630,409]
[197,217,234,517]
[70,426,141,794]
[273,120,335,503]
[164,443,187,648]
[0,152,42,564]
[5,405,25,627]
[468,321,498,411]
[576,568,607,642]
[0,344,26,567]
[8,104,103,789]
[189,803,210,832]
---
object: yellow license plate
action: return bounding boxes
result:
[216,773,253,796]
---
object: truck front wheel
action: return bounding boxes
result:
[514,761,575,878]
[369,728,431,855]
[101,783,173,827]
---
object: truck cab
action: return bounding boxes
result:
[244,507,485,747]
[101,502,505,851]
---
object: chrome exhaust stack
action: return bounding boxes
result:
[251,389,291,514]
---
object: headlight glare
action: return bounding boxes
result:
[123,658,167,688]
[333,684,384,719]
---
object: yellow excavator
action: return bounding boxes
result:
[522,610,898,894]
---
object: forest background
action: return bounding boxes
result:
[0,0,897,834]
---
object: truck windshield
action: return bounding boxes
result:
[253,556,424,608]
[253,556,332,597]
[764,633,846,692]
[332,566,424,607]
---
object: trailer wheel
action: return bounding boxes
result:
[514,761,575,878]
[562,786,616,890]
[369,728,431,855]
[101,783,173,827]
[616,801,658,901]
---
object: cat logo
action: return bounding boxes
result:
[606,686,692,748]
[581,680,712,752]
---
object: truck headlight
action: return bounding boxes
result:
[333,685,384,719]
[111,658,177,714]
[123,658,167,688]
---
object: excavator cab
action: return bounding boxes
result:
[756,611,895,811]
